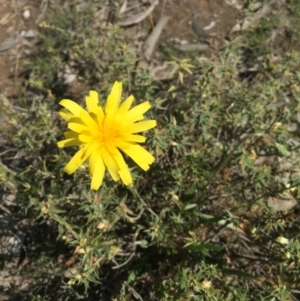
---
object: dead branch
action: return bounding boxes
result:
[117,0,159,27]
[143,15,170,62]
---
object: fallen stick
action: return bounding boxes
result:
[117,0,159,26]
[174,43,209,52]
[143,15,170,62]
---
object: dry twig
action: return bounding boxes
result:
[117,0,159,26]
[143,15,170,61]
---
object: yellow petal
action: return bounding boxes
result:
[68,122,89,133]
[91,156,105,190]
[80,110,99,130]
[59,109,74,121]
[130,120,157,134]
[64,147,87,174]
[102,113,113,134]
[113,137,143,150]
[117,95,134,115]
[68,116,86,125]
[123,134,146,143]
[86,90,99,114]
[57,138,82,148]
[60,99,84,116]
[78,134,94,143]
[64,131,79,139]
[113,149,132,185]
[100,147,120,181]
[96,106,104,126]
[126,115,144,123]
[105,81,122,115]
[64,143,97,174]
[105,140,119,155]
[112,138,131,150]
[121,144,155,171]
[126,101,151,120]
[119,169,132,186]
[88,150,99,175]
[131,144,155,164]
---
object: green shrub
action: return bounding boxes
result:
[2,1,300,300]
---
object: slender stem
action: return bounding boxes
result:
[128,185,159,221]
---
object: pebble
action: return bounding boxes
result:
[0,37,17,52]
[23,9,30,20]
[20,29,36,38]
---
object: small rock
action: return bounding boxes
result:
[59,65,77,84]
[288,123,297,132]
[0,37,17,52]
[20,30,36,38]
[23,9,30,20]
[267,197,297,211]
[3,194,16,206]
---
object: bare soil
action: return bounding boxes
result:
[0,0,42,96]
[0,0,244,97]
[151,0,242,47]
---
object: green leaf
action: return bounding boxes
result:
[127,270,137,284]
[184,242,223,252]
[275,142,289,156]
[221,268,256,279]
[184,186,197,197]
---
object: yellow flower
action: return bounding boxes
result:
[57,81,156,190]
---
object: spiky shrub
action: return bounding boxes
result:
[2,1,300,300]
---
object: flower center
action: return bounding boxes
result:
[98,123,121,147]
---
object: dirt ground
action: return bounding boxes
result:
[0,0,43,96]
[0,0,244,97]
[152,0,242,46]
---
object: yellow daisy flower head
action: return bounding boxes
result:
[57,81,157,190]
